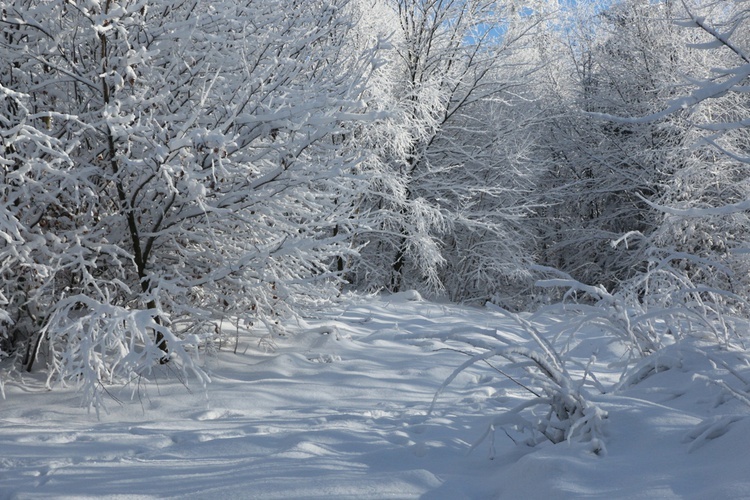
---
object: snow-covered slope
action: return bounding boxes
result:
[1,294,749,498]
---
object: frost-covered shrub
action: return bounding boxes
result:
[429,311,608,456]
[534,250,747,361]
[43,296,208,413]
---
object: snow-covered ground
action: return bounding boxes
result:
[2,293,749,499]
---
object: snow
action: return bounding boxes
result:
[2,294,750,499]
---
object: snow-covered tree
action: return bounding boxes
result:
[538,0,750,350]
[348,0,551,304]
[636,0,750,310]
[532,0,698,290]
[0,0,376,404]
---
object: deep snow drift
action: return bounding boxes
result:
[1,293,749,499]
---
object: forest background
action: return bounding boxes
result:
[1,0,749,420]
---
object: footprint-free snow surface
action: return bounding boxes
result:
[2,293,750,498]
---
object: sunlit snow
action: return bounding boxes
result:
[2,293,749,499]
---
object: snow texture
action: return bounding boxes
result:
[1,294,749,499]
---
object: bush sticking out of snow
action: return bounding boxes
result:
[428,311,608,456]
[534,257,748,363]
[42,296,208,415]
